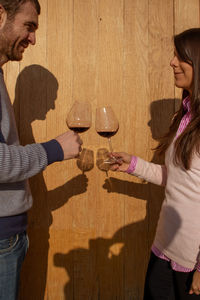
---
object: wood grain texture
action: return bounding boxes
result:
[122,1,149,298]
[1,0,199,299]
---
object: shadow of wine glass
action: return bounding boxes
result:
[76,148,94,174]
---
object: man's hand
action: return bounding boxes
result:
[189,270,200,295]
[56,131,83,160]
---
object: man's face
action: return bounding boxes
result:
[0,1,38,61]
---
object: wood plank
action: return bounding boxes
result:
[45,0,75,299]
[123,0,149,298]
[95,0,125,298]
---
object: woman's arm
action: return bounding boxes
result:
[110,152,167,187]
[133,157,167,186]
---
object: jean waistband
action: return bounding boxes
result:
[0,212,27,240]
[0,230,26,241]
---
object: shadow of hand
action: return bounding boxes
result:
[49,174,88,211]
[66,173,89,196]
[103,176,149,200]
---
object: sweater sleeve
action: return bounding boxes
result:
[41,139,64,165]
[0,142,48,183]
[129,157,167,186]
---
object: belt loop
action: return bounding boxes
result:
[10,234,19,248]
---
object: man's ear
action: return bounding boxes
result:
[0,5,7,30]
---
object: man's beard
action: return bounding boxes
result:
[0,22,23,62]
[8,42,23,61]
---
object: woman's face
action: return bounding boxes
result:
[170,49,193,94]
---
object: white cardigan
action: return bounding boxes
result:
[131,141,200,269]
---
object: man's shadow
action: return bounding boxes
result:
[54,207,181,300]
[13,65,88,300]
[54,99,181,299]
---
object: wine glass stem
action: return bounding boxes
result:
[108,137,113,152]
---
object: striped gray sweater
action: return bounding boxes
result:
[0,69,63,218]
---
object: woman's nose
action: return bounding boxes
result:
[170,56,178,68]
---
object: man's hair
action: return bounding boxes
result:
[0,0,40,18]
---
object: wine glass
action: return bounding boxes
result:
[66,101,92,133]
[95,106,119,165]
[66,101,92,172]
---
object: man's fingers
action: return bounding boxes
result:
[74,133,82,145]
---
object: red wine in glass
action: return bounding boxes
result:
[68,126,90,133]
[97,129,118,138]
[96,106,119,162]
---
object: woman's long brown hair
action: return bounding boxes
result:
[155,28,200,169]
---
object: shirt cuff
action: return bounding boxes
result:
[126,156,138,174]
[41,139,64,165]
[196,262,200,272]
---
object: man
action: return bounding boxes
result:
[0,1,82,299]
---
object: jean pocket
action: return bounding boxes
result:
[0,234,19,254]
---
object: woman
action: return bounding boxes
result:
[111,28,200,299]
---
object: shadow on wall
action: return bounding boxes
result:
[53,98,181,300]
[14,71,181,299]
[14,75,181,298]
[54,207,181,300]
[13,65,88,300]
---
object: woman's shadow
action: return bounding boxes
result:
[13,65,88,300]
[103,98,180,248]
[53,99,181,299]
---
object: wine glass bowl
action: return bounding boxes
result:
[66,101,92,133]
[95,106,119,141]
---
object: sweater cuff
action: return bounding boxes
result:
[41,139,64,165]
[126,156,138,174]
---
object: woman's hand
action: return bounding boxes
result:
[189,270,200,295]
[109,152,132,172]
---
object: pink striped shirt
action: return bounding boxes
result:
[127,96,200,272]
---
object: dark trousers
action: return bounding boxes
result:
[143,252,200,300]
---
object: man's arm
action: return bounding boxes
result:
[0,131,82,183]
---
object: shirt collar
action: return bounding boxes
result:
[182,96,191,113]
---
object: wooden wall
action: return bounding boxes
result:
[3,0,200,299]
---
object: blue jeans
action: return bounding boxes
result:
[0,232,28,300]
